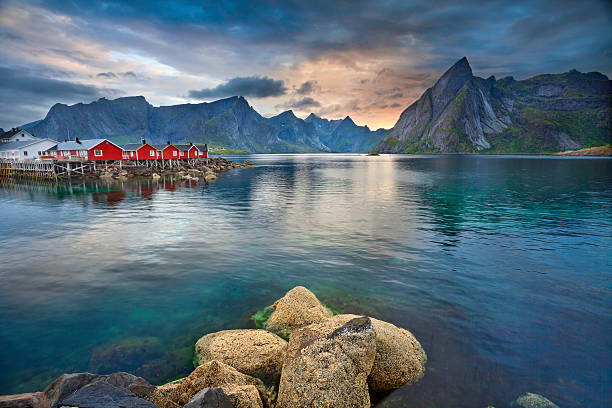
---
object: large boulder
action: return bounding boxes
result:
[0,392,49,408]
[265,286,333,339]
[183,388,232,408]
[221,385,263,408]
[150,360,268,408]
[511,393,560,408]
[321,314,426,391]
[276,316,376,408]
[195,330,287,383]
[43,372,155,408]
[43,373,103,408]
[59,382,155,408]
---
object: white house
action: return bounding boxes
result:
[0,139,58,161]
[0,128,39,143]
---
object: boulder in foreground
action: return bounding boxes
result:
[0,392,49,408]
[265,286,333,339]
[195,329,287,384]
[150,360,268,408]
[512,392,560,408]
[183,387,232,408]
[60,382,154,408]
[276,316,376,408]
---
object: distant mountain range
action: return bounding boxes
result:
[20,57,611,153]
[376,57,611,153]
[24,95,387,153]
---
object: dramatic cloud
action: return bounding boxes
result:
[189,76,287,99]
[277,97,321,111]
[296,80,318,95]
[0,0,610,129]
[0,66,122,127]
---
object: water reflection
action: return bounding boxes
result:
[0,155,610,408]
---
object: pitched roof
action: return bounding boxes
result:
[0,139,56,150]
[174,144,200,151]
[1,129,21,139]
[122,143,157,151]
[152,144,177,150]
[55,139,108,150]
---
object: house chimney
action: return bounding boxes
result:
[75,137,81,144]
[167,141,170,145]
[189,142,193,146]
[142,139,146,145]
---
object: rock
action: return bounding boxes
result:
[43,373,103,408]
[183,388,232,408]
[512,393,560,408]
[309,313,426,391]
[195,330,287,384]
[152,173,160,179]
[220,385,262,408]
[0,392,49,408]
[150,360,269,408]
[265,286,333,339]
[276,316,376,408]
[60,382,155,408]
[204,173,216,182]
[104,373,154,399]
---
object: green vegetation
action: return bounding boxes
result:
[207,145,250,155]
[251,306,274,329]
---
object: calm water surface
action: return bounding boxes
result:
[0,154,610,407]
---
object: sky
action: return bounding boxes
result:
[0,0,611,131]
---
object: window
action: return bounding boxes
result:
[150,150,155,156]
[130,152,134,156]
[23,151,28,156]
[173,151,177,156]
[94,150,103,157]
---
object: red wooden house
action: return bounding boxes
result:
[153,142,181,160]
[175,143,202,159]
[122,141,159,160]
[44,138,123,161]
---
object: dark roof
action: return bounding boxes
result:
[174,144,200,151]
[122,143,157,151]
[1,128,21,139]
[152,144,177,150]
[56,139,109,150]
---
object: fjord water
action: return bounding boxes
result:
[0,155,610,407]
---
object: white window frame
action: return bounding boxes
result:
[94,150,103,157]
[150,150,155,156]
[173,151,177,156]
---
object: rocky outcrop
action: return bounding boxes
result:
[195,330,287,384]
[221,385,263,408]
[323,314,426,391]
[60,382,155,408]
[183,388,232,408]
[377,57,612,153]
[150,360,269,408]
[511,392,560,408]
[40,372,154,408]
[0,392,49,408]
[264,286,333,339]
[276,316,376,408]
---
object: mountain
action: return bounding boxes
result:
[305,114,388,152]
[26,96,386,153]
[376,57,611,153]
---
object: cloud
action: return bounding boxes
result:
[390,103,401,108]
[0,66,122,128]
[296,80,318,95]
[188,76,287,99]
[291,97,321,109]
[97,72,117,79]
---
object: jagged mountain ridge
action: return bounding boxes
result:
[26,96,386,153]
[376,57,611,153]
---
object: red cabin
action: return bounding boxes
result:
[175,143,202,159]
[50,138,123,161]
[122,142,159,160]
[154,143,181,160]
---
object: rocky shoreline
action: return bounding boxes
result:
[85,158,253,182]
[0,287,560,408]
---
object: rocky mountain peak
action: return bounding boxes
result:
[341,116,356,125]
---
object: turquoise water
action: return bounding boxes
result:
[0,154,610,407]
